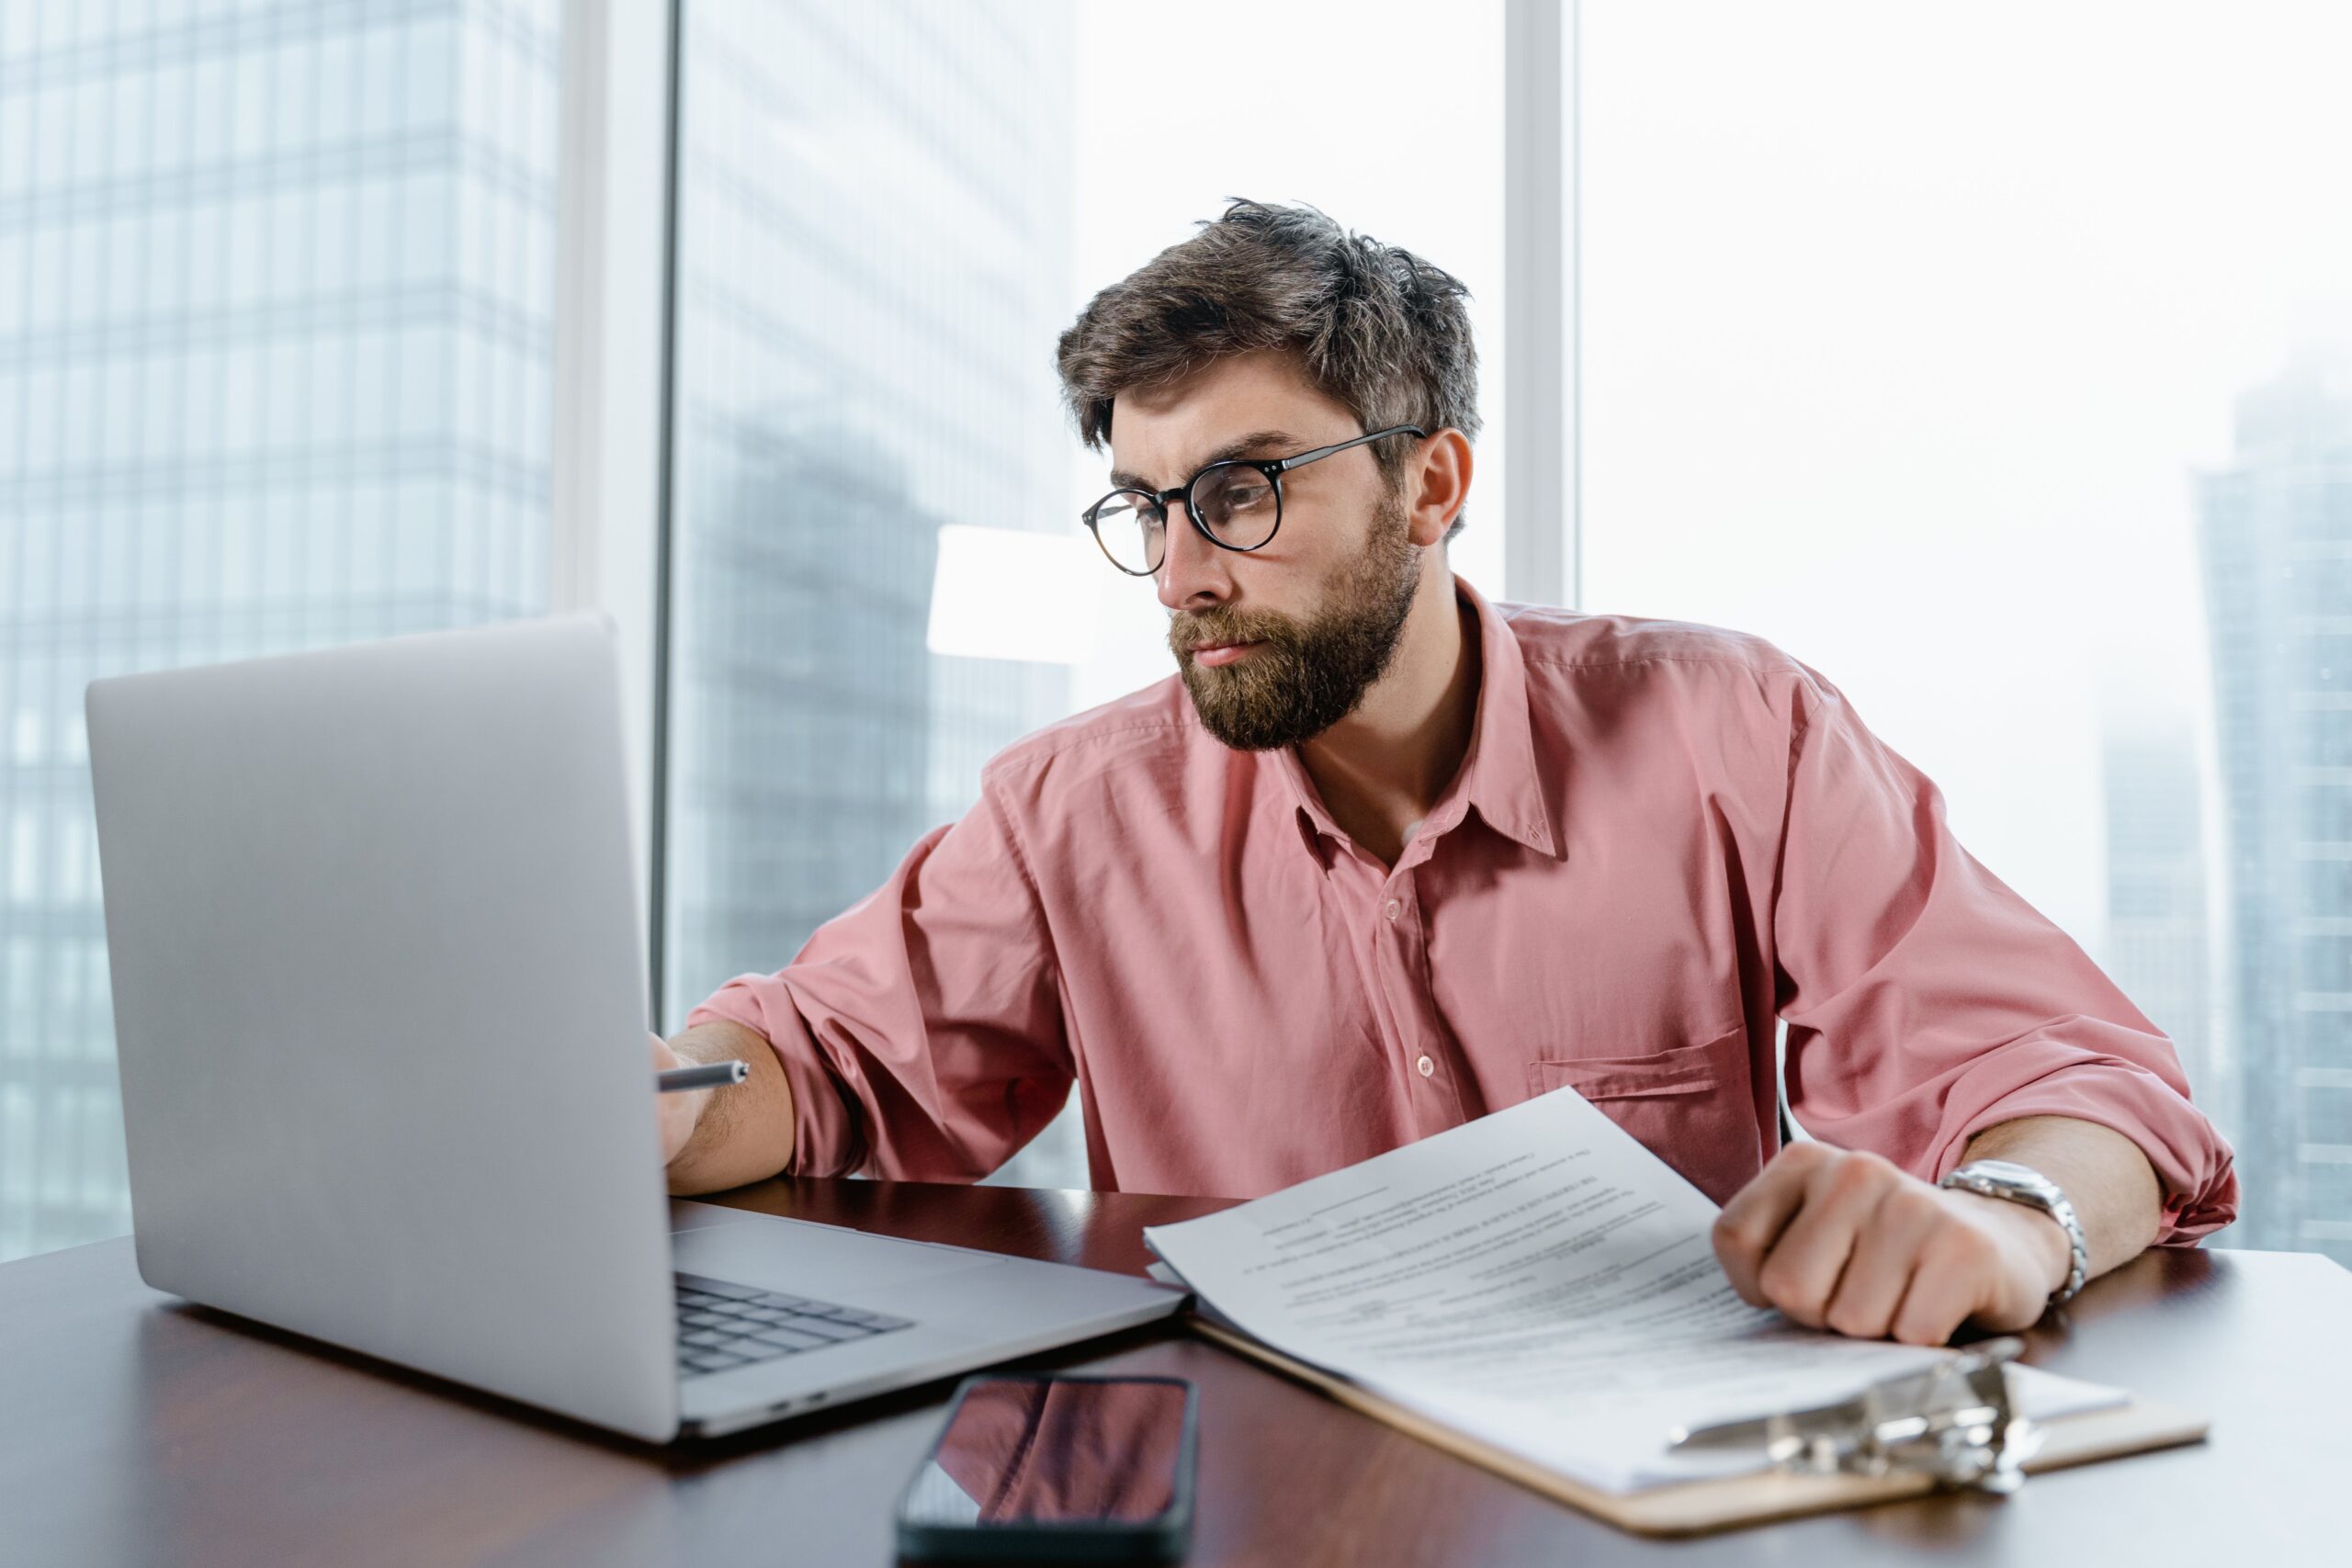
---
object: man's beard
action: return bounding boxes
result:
[1170,494,1422,752]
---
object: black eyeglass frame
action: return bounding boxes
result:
[1081,424,1429,577]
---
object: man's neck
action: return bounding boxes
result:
[1296,564,1481,869]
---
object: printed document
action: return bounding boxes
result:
[1144,1087,2122,1493]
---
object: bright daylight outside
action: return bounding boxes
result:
[1582,1,2352,1266]
[0,0,2346,1283]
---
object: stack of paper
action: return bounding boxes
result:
[1144,1086,2127,1495]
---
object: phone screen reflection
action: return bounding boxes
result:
[910,1378,1188,1527]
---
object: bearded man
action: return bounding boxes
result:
[653,200,2235,1347]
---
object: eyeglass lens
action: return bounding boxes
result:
[1088,464,1282,574]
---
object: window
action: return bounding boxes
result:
[13,0,2318,1279]
[1582,0,2352,1266]
[656,0,1506,1190]
[0,1,564,1264]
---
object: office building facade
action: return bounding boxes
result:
[2198,353,2352,1265]
[2099,719,2224,1138]
[659,0,1080,1194]
[0,0,561,1259]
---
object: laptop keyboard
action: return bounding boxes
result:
[673,1270,916,1379]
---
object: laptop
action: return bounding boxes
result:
[85,614,1182,1442]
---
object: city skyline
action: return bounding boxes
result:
[2100,715,2226,1145]
[2198,348,2352,1265]
[0,0,563,1261]
[2,0,2344,1266]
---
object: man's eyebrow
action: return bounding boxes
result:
[1108,429,1301,491]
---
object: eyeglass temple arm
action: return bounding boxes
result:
[1102,424,1432,513]
[1262,425,1429,475]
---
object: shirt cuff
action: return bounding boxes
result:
[1928,1059,2239,1246]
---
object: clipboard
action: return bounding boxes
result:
[1188,1316,2210,1537]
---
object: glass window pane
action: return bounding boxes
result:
[31,82,71,188]
[70,76,108,186]
[406,17,455,131]
[400,170,449,287]
[149,58,190,176]
[0,231,22,340]
[356,22,402,140]
[0,8,564,1263]
[0,364,20,477]
[275,39,316,158]
[187,55,228,167]
[231,39,268,161]
[0,89,30,197]
[317,30,357,145]
[658,0,1505,1191]
[1584,1,2352,1266]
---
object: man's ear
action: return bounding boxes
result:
[1405,429,1474,547]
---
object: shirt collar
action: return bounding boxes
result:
[1275,574,1562,864]
[1457,575,1562,857]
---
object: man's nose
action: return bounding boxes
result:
[1154,503,1232,612]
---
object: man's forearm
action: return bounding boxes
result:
[664,1018,797,1194]
[1959,1114,2165,1282]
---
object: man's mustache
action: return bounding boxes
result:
[1169,609,1296,656]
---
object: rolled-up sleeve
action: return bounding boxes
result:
[1770,669,2238,1244]
[684,776,1071,1181]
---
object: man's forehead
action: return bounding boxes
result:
[1105,354,1348,487]
[1108,427,1303,491]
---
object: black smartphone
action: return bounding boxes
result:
[893,1373,1198,1564]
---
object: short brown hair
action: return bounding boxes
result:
[1057,200,1480,542]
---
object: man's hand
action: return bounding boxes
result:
[1712,1142,2072,1345]
[653,1018,798,1193]
[650,1031,712,1167]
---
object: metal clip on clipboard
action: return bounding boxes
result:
[1667,1337,2044,1494]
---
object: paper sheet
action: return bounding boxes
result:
[1145,1087,2125,1493]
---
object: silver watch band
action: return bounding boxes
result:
[1939,1159,2089,1307]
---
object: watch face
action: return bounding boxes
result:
[1951,1161,2084,1303]
[1955,1161,2067,1211]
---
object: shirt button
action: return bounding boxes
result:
[1383,898,1402,921]
[1416,1055,1434,1077]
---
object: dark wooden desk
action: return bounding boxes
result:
[6,1179,2346,1567]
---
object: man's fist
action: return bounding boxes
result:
[650,1031,711,1167]
[1711,1141,2071,1345]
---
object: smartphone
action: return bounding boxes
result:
[893,1373,1198,1564]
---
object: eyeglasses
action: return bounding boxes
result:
[1081,425,1428,577]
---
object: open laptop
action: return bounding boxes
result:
[85,614,1182,1442]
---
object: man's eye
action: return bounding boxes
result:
[1225,482,1272,510]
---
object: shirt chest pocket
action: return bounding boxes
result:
[1522,1027,1762,1206]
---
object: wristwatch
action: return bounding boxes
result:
[1939,1158,2089,1308]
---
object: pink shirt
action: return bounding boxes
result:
[691,578,2237,1243]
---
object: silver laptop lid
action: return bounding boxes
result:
[87,615,680,1441]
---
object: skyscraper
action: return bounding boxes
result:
[2099,717,2222,1137]
[659,2,1083,1182]
[2198,352,2352,1266]
[0,0,560,1260]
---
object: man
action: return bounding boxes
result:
[654,200,2235,1348]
